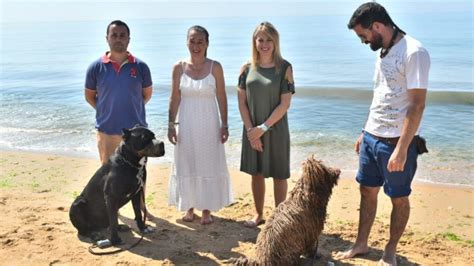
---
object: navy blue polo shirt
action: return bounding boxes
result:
[85,52,152,135]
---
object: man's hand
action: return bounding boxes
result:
[387,147,407,172]
[355,133,364,154]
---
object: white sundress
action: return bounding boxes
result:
[168,61,233,211]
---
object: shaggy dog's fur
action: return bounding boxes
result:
[231,156,340,265]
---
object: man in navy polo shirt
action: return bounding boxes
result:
[85,20,153,165]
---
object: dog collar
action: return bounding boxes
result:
[119,155,147,198]
[118,155,147,169]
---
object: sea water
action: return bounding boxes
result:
[1,14,472,185]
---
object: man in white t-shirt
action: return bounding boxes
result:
[335,2,430,266]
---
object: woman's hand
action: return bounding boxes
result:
[247,127,265,143]
[250,138,263,152]
[168,128,177,145]
[221,126,229,143]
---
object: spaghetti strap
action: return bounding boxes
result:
[180,61,185,72]
[209,60,214,76]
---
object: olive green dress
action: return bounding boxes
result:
[238,60,295,179]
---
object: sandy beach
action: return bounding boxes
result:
[0,150,472,265]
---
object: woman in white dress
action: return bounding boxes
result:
[167,25,233,225]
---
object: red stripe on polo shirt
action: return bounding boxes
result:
[101,52,136,73]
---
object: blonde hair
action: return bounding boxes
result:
[251,22,284,73]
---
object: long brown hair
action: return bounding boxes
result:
[251,22,284,73]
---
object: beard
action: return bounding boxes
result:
[110,42,127,53]
[369,32,383,51]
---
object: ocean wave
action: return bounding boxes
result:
[197,86,474,105]
[0,126,87,134]
[286,87,474,105]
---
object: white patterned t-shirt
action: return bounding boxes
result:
[364,35,430,138]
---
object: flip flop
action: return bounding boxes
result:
[243,219,265,228]
[140,225,154,234]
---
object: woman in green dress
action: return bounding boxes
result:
[237,22,295,228]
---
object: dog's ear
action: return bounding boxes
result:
[122,128,131,140]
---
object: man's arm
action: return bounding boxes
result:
[387,89,427,172]
[84,88,97,109]
[143,86,152,104]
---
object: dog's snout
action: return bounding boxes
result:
[158,141,165,156]
[142,139,165,157]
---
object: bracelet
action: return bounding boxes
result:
[222,124,229,129]
[257,123,269,133]
[168,121,178,128]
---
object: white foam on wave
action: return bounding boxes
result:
[0,126,90,135]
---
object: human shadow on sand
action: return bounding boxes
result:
[75,211,417,265]
[318,232,419,266]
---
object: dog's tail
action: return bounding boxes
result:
[222,256,256,265]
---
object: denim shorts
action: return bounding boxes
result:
[356,131,418,198]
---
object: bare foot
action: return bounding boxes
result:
[200,210,213,225]
[182,208,195,222]
[334,244,369,260]
[378,254,397,266]
[243,214,265,228]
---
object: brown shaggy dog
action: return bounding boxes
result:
[230,156,340,265]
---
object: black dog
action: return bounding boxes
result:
[69,125,165,245]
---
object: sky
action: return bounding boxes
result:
[1,0,472,23]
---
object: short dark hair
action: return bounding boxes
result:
[348,2,395,29]
[107,20,130,36]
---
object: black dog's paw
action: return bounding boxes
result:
[89,231,106,242]
[110,236,123,246]
[140,225,154,234]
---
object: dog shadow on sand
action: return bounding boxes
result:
[110,210,258,265]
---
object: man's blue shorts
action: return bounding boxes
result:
[356,131,418,198]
